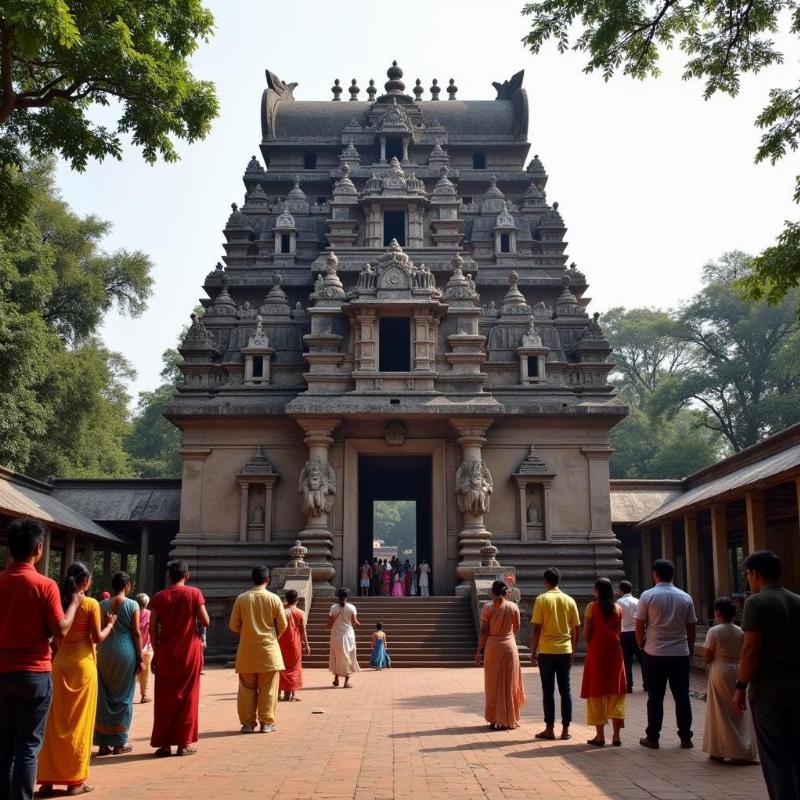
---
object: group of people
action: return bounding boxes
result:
[0,518,209,799]
[477,553,800,800]
[359,557,430,597]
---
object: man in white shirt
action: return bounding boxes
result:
[635,559,697,750]
[616,580,645,693]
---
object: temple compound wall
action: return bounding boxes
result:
[165,63,628,651]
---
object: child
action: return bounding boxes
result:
[136,593,153,703]
[370,622,391,670]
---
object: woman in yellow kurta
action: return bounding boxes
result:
[38,562,116,796]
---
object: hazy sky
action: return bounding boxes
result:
[55,0,799,400]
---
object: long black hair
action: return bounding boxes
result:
[337,587,350,607]
[595,577,616,617]
[61,561,91,612]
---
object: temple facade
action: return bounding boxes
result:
[166,63,627,648]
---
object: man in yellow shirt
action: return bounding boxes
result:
[229,566,287,733]
[531,567,580,740]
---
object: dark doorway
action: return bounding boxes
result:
[383,210,406,246]
[386,137,403,161]
[358,455,433,591]
[379,317,411,372]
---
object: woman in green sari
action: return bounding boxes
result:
[94,571,143,755]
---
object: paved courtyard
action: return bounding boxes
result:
[83,665,767,800]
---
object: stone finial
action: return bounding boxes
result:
[331,79,342,101]
[215,261,224,272]
[325,251,339,274]
[348,79,360,101]
[340,138,360,165]
[288,539,308,568]
[427,137,449,167]
[447,78,458,100]
[245,154,265,176]
[413,78,423,101]
[367,79,377,101]
[500,270,531,316]
[384,60,405,94]
[430,78,440,100]
[480,541,500,568]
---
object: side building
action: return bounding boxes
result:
[165,63,627,650]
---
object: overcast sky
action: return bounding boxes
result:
[55,0,799,400]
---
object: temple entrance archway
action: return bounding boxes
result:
[342,439,449,596]
[357,455,432,591]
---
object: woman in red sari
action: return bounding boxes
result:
[580,577,627,746]
[278,590,310,702]
[149,560,209,757]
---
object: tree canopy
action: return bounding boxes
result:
[605,251,800,478]
[521,0,800,302]
[0,0,218,228]
[0,158,152,477]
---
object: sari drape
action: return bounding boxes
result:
[37,598,100,786]
[278,605,305,692]
[94,597,138,747]
[150,584,205,748]
[328,603,359,676]
[479,600,526,727]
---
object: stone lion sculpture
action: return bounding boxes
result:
[455,459,493,515]
[299,459,336,517]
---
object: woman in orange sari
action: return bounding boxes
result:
[37,562,116,796]
[476,580,526,730]
[278,590,310,702]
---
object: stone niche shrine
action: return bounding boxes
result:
[166,63,627,649]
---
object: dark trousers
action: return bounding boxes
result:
[538,653,572,727]
[0,671,53,800]
[643,654,692,742]
[751,699,800,800]
[620,631,645,691]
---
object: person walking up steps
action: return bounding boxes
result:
[229,566,287,733]
[370,623,391,670]
[328,588,360,687]
[531,568,580,741]
[636,559,696,750]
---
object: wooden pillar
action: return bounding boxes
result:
[660,520,675,561]
[84,540,94,577]
[710,504,731,597]
[745,491,767,553]
[794,477,800,589]
[102,544,112,589]
[683,512,702,618]
[63,532,76,575]
[640,528,653,592]
[138,524,149,594]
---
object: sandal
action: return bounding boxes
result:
[97,746,112,756]
[140,697,152,704]
[332,678,339,687]
[112,745,133,755]
[560,732,572,740]
[37,784,55,797]
[67,784,94,796]
[176,746,197,757]
[587,738,605,747]
[535,730,556,740]
[612,739,622,747]
[154,748,172,758]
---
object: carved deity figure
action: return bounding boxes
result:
[521,318,542,347]
[299,458,337,517]
[526,500,540,525]
[455,459,493,515]
[250,504,264,525]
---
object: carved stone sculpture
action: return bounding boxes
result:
[526,500,540,525]
[288,539,308,568]
[250,504,264,525]
[299,459,337,517]
[455,459,493,515]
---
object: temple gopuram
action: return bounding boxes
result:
[165,62,628,650]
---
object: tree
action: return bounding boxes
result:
[521,0,800,301]
[0,158,152,477]
[126,349,182,478]
[0,1,218,227]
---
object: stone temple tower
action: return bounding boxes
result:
[166,63,627,649]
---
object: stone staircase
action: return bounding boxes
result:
[304,595,478,668]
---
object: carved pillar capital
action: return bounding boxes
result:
[448,417,494,451]
[295,416,341,453]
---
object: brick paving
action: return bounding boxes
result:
[77,665,768,800]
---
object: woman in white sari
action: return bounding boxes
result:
[328,588,360,687]
[702,597,758,764]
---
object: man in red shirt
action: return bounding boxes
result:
[0,518,82,800]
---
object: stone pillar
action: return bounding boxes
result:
[683,513,702,619]
[296,417,341,597]
[38,528,51,576]
[640,528,653,592]
[581,446,614,538]
[660,520,675,561]
[63,532,76,575]
[138,524,150,594]
[745,491,767,553]
[449,418,494,594]
[710,504,731,597]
